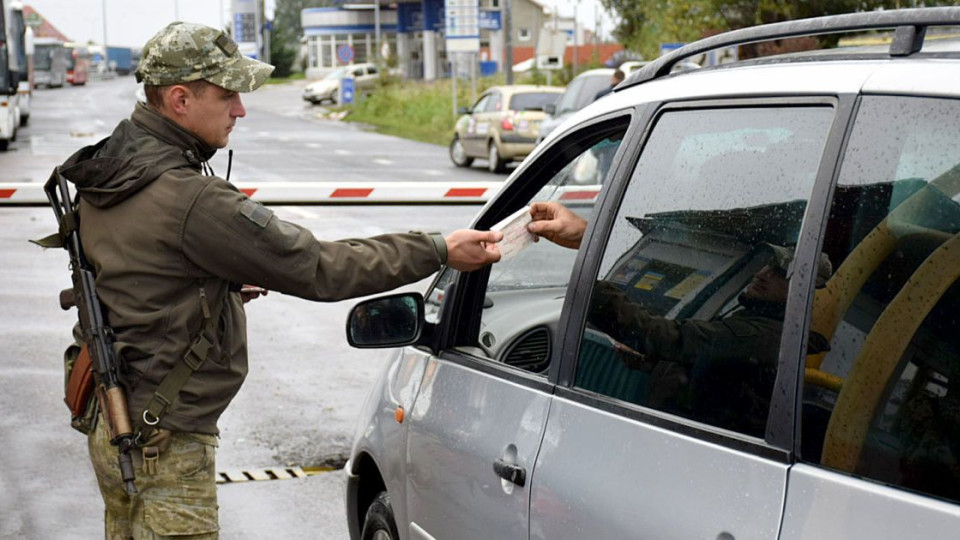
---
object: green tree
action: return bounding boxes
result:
[601,0,955,60]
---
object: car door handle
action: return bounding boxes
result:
[493,458,526,487]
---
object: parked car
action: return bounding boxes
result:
[302,63,379,105]
[537,68,614,141]
[344,7,960,540]
[449,85,563,173]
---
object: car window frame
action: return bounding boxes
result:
[552,95,858,461]
[416,108,639,392]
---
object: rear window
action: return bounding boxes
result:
[509,92,559,111]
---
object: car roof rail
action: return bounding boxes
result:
[622,6,960,89]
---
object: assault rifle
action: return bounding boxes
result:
[45,167,138,495]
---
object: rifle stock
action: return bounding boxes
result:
[45,168,139,495]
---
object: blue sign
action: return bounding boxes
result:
[479,10,501,31]
[398,3,424,33]
[340,78,355,105]
[660,42,685,56]
[337,44,355,64]
[423,0,445,32]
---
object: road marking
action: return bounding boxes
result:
[424,170,444,176]
[306,143,323,149]
[374,158,393,165]
[334,149,352,156]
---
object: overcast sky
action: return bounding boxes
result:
[25,0,613,48]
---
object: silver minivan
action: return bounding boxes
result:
[343,8,960,539]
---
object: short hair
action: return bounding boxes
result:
[613,70,625,82]
[143,80,210,110]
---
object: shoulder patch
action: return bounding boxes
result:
[239,199,274,228]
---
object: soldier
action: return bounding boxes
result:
[58,22,501,538]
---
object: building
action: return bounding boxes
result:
[301,0,620,80]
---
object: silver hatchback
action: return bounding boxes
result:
[344,8,960,539]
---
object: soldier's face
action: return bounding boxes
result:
[181,83,246,149]
[742,265,790,304]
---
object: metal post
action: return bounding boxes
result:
[504,0,513,83]
[471,52,476,103]
[451,54,458,119]
[375,0,381,65]
[572,4,578,74]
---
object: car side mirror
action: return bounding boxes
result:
[544,103,556,116]
[346,293,425,348]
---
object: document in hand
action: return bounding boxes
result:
[491,206,535,261]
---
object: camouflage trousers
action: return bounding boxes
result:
[88,417,220,539]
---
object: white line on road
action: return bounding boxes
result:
[424,170,444,176]
[373,159,393,166]
[306,143,323,149]
[334,149,352,156]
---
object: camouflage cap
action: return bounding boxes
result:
[136,22,274,92]
[765,244,833,288]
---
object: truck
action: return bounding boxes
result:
[106,46,133,76]
[1,0,28,151]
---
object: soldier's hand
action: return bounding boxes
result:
[445,229,503,272]
[240,286,268,303]
[527,202,587,250]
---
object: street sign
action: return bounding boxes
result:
[340,78,355,105]
[536,28,566,70]
[445,0,480,53]
[337,44,355,65]
[660,42,685,56]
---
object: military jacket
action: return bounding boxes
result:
[57,103,446,434]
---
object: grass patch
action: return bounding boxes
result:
[341,64,606,145]
[266,72,306,85]
[345,76,507,146]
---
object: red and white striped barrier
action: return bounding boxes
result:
[0,181,601,206]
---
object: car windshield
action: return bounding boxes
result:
[323,67,348,80]
[34,45,55,70]
[555,74,611,114]
[509,92,558,111]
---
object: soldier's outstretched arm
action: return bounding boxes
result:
[444,229,503,272]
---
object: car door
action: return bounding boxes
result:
[359,65,378,91]
[529,99,843,539]
[781,94,960,538]
[461,93,492,156]
[403,115,633,540]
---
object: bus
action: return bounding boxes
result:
[65,43,89,85]
[33,37,67,88]
[1,0,28,150]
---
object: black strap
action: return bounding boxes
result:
[138,285,223,434]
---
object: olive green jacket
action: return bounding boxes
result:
[58,103,446,434]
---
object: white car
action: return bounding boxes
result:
[344,7,960,540]
[302,63,380,105]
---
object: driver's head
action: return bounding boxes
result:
[741,244,832,304]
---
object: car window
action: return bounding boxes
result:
[485,92,502,113]
[556,74,610,115]
[471,94,491,114]
[368,66,378,75]
[803,96,960,504]
[352,68,364,77]
[575,105,834,437]
[426,123,629,374]
[509,92,558,112]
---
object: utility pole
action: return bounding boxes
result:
[504,0,513,84]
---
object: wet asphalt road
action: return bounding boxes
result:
[0,76,490,538]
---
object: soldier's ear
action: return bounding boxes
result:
[166,85,191,115]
